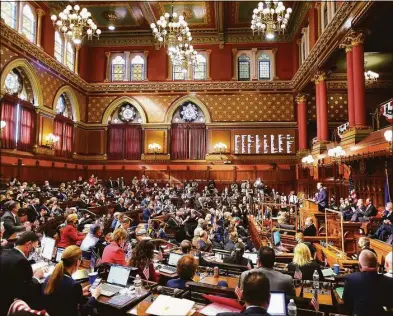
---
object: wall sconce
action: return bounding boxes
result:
[45,133,60,149]
[214,142,227,154]
[301,154,314,168]
[148,143,161,154]
[328,146,346,158]
[384,129,392,151]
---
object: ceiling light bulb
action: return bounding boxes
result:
[108,25,115,31]
[266,32,275,39]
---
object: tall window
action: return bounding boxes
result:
[1,1,17,29]
[258,53,271,80]
[54,31,64,63]
[111,55,126,81]
[300,26,310,64]
[21,4,36,43]
[66,42,75,71]
[130,55,145,81]
[193,54,207,80]
[173,65,187,81]
[238,54,250,81]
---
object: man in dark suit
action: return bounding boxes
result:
[364,198,377,217]
[1,201,26,240]
[314,182,328,212]
[303,217,317,236]
[0,232,44,315]
[107,177,115,189]
[343,249,393,316]
[218,270,271,316]
[26,198,41,223]
[372,202,393,241]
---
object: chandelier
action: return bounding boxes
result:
[170,43,198,72]
[364,70,379,82]
[251,1,292,39]
[51,5,101,46]
[328,146,346,158]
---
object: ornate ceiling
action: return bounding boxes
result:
[46,1,310,46]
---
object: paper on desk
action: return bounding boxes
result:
[146,295,195,316]
[322,268,336,277]
[200,303,242,316]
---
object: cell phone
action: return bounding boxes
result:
[91,278,102,290]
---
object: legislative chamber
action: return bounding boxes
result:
[0,1,392,316]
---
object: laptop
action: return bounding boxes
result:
[267,292,286,316]
[273,231,281,246]
[41,237,56,261]
[243,253,258,265]
[55,248,65,263]
[100,265,131,297]
[159,253,183,274]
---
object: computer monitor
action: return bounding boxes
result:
[41,237,56,261]
[273,231,281,246]
[243,253,258,265]
[107,265,131,287]
[168,253,183,267]
[55,248,64,263]
[267,292,286,316]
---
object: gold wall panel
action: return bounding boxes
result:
[0,46,18,70]
[307,93,348,121]
[33,64,64,109]
[133,95,181,123]
[74,88,87,122]
[209,130,231,153]
[144,130,167,154]
[87,96,118,123]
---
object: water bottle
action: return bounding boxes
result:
[287,299,297,316]
[134,274,142,296]
[313,270,320,289]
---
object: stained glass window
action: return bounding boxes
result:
[173,65,186,80]
[1,1,17,29]
[66,42,75,71]
[4,71,22,95]
[258,53,271,80]
[193,54,207,80]
[56,95,66,115]
[238,54,250,81]
[111,55,126,81]
[130,55,145,81]
[54,31,64,63]
[22,4,36,43]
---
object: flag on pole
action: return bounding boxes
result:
[310,289,319,311]
[385,168,391,205]
[143,264,150,280]
[349,171,354,195]
[294,266,303,280]
[235,285,242,300]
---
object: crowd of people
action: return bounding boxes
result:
[0,176,392,316]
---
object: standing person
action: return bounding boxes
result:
[0,232,43,315]
[314,182,328,212]
[42,246,101,316]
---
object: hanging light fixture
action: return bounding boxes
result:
[251,1,292,40]
[364,61,379,83]
[51,4,101,47]
[169,42,199,72]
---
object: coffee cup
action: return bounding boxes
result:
[333,264,340,275]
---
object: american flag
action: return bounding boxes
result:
[310,289,319,311]
[294,266,302,280]
[235,285,242,300]
[349,172,354,195]
[143,264,150,280]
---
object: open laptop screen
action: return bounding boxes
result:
[273,231,281,246]
[267,292,286,316]
[243,253,258,265]
[168,253,183,267]
[107,265,130,287]
[55,248,64,263]
[41,237,56,261]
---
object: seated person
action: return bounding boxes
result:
[101,228,127,265]
[385,251,393,277]
[57,214,85,248]
[42,245,101,316]
[288,243,324,281]
[357,237,376,256]
[129,240,158,282]
[224,242,250,267]
[295,232,316,258]
[197,231,212,252]
[372,202,393,241]
[224,231,239,252]
[343,250,393,316]
[167,254,197,289]
[350,199,366,222]
[80,224,102,252]
[1,201,26,240]
[240,246,295,297]
[303,217,316,236]
[180,240,192,254]
[218,270,271,316]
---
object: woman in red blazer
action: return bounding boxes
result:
[102,228,127,266]
[130,239,158,282]
[57,214,85,248]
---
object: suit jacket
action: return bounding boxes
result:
[343,271,393,316]
[303,224,317,236]
[240,267,295,297]
[26,204,40,223]
[0,248,41,315]
[315,188,328,209]
[288,261,324,281]
[101,241,126,265]
[364,204,377,217]
[1,211,24,239]
[218,306,270,316]
[382,210,393,222]
[57,224,85,248]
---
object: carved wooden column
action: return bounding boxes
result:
[232,49,237,80]
[313,71,328,142]
[340,37,355,127]
[74,46,80,74]
[296,94,308,151]
[124,51,131,81]
[104,52,111,82]
[36,8,45,48]
[251,48,258,80]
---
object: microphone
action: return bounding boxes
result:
[173,288,182,297]
[156,286,163,294]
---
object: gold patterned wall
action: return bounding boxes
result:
[87,96,118,123]
[74,88,87,122]
[33,64,64,109]
[133,95,181,123]
[198,93,294,122]
[307,94,348,121]
[0,46,18,70]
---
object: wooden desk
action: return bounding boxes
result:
[314,243,358,268]
[369,238,392,265]
[300,200,320,230]
[194,275,239,289]
[302,287,333,306]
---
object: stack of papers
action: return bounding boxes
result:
[322,268,336,277]
[200,303,242,316]
[145,295,195,316]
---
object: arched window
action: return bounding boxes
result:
[111,55,126,81]
[258,53,271,80]
[21,4,36,43]
[56,95,66,115]
[173,64,187,81]
[54,31,64,63]
[193,54,207,80]
[238,54,250,81]
[66,42,75,71]
[130,55,145,81]
[1,1,17,29]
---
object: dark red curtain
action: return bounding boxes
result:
[54,119,64,156]
[63,123,73,158]
[0,99,17,149]
[108,126,125,160]
[125,126,142,160]
[189,125,206,160]
[18,107,35,151]
[171,124,189,160]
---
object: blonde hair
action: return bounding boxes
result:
[112,228,127,243]
[358,236,370,250]
[66,213,78,224]
[44,245,81,295]
[292,243,312,267]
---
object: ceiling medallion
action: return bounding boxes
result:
[180,103,199,122]
[118,103,137,122]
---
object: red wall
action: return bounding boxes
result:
[308,7,319,50]
[40,5,55,57]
